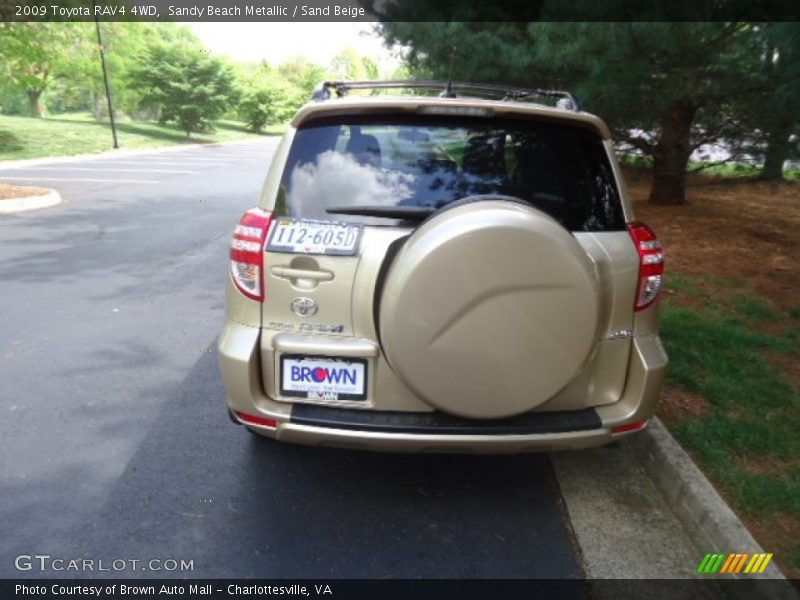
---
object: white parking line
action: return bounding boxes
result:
[13,160,230,169]
[205,151,260,155]
[201,154,258,161]
[103,160,234,169]
[145,156,237,162]
[208,156,259,160]
[97,160,231,167]
[3,167,194,174]
[0,176,159,184]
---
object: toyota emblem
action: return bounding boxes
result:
[290,297,318,317]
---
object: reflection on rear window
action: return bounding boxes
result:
[278,115,625,231]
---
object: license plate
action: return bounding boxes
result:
[280,356,367,401]
[267,219,362,256]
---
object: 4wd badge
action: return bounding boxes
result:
[290,297,318,317]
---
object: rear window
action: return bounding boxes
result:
[276,115,625,231]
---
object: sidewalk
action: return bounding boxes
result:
[553,419,798,599]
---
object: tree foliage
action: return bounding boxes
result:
[133,38,238,136]
[532,23,761,203]
[69,22,171,119]
[380,21,799,199]
[330,48,380,80]
[278,57,328,96]
[239,65,299,132]
[0,22,211,122]
[730,23,800,180]
[0,22,385,143]
[0,23,89,117]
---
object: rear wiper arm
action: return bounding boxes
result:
[326,205,437,220]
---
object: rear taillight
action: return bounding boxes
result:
[628,221,664,311]
[230,208,272,301]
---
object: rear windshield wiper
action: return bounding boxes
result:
[326,205,437,220]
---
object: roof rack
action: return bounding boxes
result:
[310,80,581,112]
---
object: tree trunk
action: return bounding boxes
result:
[760,128,791,181]
[92,90,108,121]
[27,90,43,118]
[648,100,697,205]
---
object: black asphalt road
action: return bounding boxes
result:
[0,141,584,581]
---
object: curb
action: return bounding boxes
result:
[628,418,798,599]
[0,188,62,214]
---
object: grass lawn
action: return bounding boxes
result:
[620,154,800,181]
[629,170,800,578]
[0,112,284,161]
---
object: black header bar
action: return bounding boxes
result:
[2,0,799,22]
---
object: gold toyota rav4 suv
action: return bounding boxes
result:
[219,80,668,453]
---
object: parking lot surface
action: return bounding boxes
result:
[0,140,588,581]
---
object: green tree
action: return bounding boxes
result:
[278,57,328,96]
[240,85,295,132]
[533,23,761,205]
[362,56,380,80]
[329,48,380,81]
[0,23,89,117]
[738,23,800,180]
[380,21,769,205]
[70,22,174,120]
[0,83,28,115]
[238,65,297,132]
[133,39,237,136]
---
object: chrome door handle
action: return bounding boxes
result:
[270,266,333,281]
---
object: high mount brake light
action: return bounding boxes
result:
[230,209,273,302]
[628,221,664,311]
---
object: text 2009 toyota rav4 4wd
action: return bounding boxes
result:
[219,80,668,453]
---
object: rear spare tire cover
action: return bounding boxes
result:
[379,199,600,419]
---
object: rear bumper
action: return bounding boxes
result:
[219,321,668,454]
[251,420,614,454]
